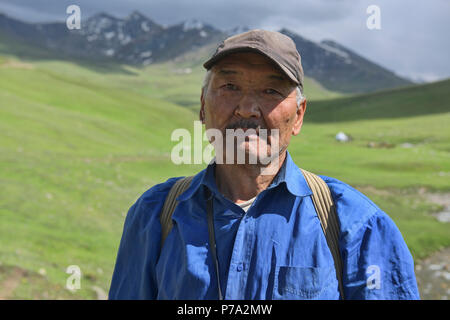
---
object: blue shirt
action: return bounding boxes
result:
[109,151,420,300]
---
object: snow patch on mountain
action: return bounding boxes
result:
[183,19,204,31]
[140,51,152,58]
[141,21,150,32]
[318,42,349,59]
[104,49,115,56]
[104,31,115,40]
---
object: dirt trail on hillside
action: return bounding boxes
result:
[426,193,450,223]
[0,60,34,69]
[0,267,26,300]
[415,247,450,300]
[416,192,450,299]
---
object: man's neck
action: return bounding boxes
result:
[214,151,287,204]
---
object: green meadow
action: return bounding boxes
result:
[0,47,449,299]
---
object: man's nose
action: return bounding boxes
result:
[234,91,261,118]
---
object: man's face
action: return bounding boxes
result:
[200,51,307,164]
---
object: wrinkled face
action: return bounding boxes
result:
[200,52,306,165]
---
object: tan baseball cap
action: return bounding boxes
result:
[203,29,304,89]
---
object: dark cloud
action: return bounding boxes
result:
[0,0,448,81]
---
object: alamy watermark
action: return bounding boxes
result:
[66,265,81,291]
[171,121,281,175]
[366,264,381,290]
[66,5,81,30]
[366,5,381,30]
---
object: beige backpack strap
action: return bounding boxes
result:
[300,169,345,299]
[159,172,345,298]
[160,176,195,249]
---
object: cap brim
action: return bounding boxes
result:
[203,46,299,85]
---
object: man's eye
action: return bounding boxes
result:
[264,88,280,95]
[224,83,238,90]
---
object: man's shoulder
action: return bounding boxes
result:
[317,174,392,242]
[318,175,380,212]
[126,176,184,224]
[139,176,184,204]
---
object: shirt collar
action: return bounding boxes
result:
[266,150,312,197]
[176,150,312,202]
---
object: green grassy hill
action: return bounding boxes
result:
[299,78,450,189]
[0,60,195,299]
[307,79,450,122]
[0,50,449,299]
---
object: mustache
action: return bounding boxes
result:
[225,119,264,131]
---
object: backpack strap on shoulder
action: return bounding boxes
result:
[300,168,345,299]
[160,176,195,249]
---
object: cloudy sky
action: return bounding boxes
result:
[0,0,449,82]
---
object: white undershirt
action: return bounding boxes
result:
[237,196,257,213]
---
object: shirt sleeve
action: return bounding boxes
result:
[342,210,420,300]
[108,177,181,300]
[322,175,420,300]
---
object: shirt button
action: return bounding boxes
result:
[236,264,243,272]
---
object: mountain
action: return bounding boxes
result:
[0,11,412,93]
[115,18,225,65]
[279,29,412,93]
[0,11,226,64]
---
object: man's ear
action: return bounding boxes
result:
[292,98,307,136]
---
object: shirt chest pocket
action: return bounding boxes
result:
[272,265,339,300]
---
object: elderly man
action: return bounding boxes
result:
[109,30,419,300]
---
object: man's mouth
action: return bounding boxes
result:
[225,119,262,132]
[226,121,263,135]
[240,125,261,134]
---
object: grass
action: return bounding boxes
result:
[0,48,449,299]
[0,55,203,299]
